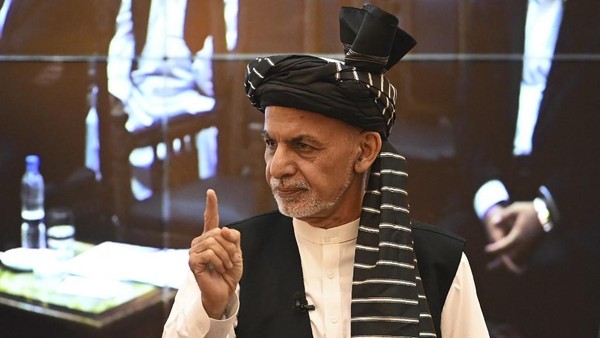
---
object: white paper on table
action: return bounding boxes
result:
[60,241,189,289]
[56,275,136,299]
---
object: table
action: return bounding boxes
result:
[0,243,176,338]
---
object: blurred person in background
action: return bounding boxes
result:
[439,0,600,336]
[107,0,227,200]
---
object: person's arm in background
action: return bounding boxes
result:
[106,0,135,104]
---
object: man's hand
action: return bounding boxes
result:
[188,189,243,319]
[483,202,544,274]
[483,204,523,274]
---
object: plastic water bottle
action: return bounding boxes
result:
[21,155,47,249]
[85,83,101,181]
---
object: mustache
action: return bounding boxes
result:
[269,178,310,190]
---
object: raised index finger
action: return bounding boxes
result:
[203,189,220,234]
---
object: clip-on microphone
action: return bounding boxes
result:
[292,291,316,313]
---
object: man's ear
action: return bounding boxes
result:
[355,131,382,173]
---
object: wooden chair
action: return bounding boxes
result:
[106,103,275,248]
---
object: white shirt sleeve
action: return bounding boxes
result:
[440,253,490,338]
[163,271,238,338]
[473,179,510,219]
[107,0,135,102]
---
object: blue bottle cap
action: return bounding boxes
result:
[25,155,40,170]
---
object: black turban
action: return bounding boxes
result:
[244,4,416,138]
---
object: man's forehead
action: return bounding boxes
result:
[264,105,351,127]
[264,106,362,140]
[262,129,323,145]
[262,120,323,140]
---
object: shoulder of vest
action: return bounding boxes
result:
[227,210,288,229]
[227,211,292,247]
[410,220,465,266]
[411,220,465,245]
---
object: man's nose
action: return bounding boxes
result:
[268,146,296,178]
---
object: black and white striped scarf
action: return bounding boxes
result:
[352,141,436,337]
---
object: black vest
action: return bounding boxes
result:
[230,211,465,338]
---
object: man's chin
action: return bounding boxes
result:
[275,200,299,218]
[275,200,312,219]
[276,200,330,219]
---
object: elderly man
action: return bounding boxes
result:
[163,4,488,338]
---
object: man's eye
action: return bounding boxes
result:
[265,139,276,148]
[298,142,311,151]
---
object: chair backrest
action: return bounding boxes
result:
[108,102,216,217]
[105,102,275,248]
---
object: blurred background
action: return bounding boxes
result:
[0,0,598,337]
[1,0,469,252]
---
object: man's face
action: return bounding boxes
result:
[263,106,365,228]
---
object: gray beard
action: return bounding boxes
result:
[269,162,355,219]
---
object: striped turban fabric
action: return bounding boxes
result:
[245,54,399,138]
[244,4,437,337]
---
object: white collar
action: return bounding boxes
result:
[292,218,359,245]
